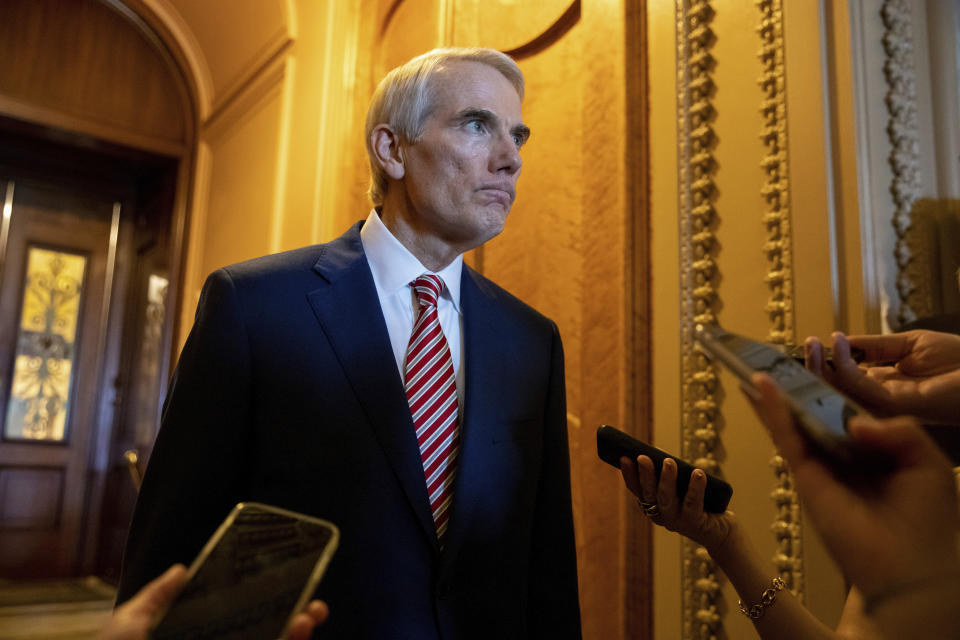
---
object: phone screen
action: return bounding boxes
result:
[152,502,338,640]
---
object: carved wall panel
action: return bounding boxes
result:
[466,2,634,637]
[451,0,579,57]
[374,0,442,82]
[675,1,725,638]
[880,0,922,328]
[756,0,803,598]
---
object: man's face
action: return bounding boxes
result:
[399,60,529,255]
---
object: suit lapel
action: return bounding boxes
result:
[307,224,438,550]
[439,268,501,568]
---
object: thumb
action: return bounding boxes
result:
[130,564,188,619]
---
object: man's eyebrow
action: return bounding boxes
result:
[454,108,497,124]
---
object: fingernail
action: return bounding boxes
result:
[693,469,704,479]
[848,415,877,431]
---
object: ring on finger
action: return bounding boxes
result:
[638,499,661,517]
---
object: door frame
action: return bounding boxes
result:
[0,175,120,577]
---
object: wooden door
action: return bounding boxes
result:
[0,178,116,578]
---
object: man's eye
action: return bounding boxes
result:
[512,134,525,147]
[468,120,487,133]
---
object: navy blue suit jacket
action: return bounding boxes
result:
[117,222,581,638]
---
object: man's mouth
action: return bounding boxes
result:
[477,185,515,207]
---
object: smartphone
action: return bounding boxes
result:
[695,323,871,466]
[597,425,733,513]
[151,502,339,640]
[774,343,866,368]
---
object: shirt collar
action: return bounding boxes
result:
[360,210,463,311]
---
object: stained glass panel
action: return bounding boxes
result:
[4,247,87,441]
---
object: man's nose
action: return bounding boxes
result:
[492,132,522,175]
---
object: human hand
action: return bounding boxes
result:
[745,372,960,602]
[286,600,329,640]
[100,564,188,640]
[619,455,732,554]
[804,331,960,424]
[100,563,328,640]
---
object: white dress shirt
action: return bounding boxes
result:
[360,210,464,406]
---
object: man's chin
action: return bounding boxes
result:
[442,206,510,252]
[475,212,509,244]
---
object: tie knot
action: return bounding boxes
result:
[411,274,443,307]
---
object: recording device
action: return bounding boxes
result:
[694,323,872,466]
[596,425,733,513]
[152,502,339,640]
[775,342,866,368]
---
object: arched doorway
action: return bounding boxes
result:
[0,0,199,581]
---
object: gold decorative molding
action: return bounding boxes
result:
[880,0,922,328]
[769,455,803,590]
[202,51,288,144]
[209,28,293,120]
[756,0,794,347]
[756,0,804,599]
[135,0,215,120]
[902,198,960,319]
[203,35,293,140]
[677,1,723,637]
[313,0,362,243]
[502,1,580,60]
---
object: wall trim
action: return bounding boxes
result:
[756,0,804,598]
[503,0,580,59]
[676,0,725,637]
[0,94,185,157]
[206,31,294,133]
[202,50,288,144]
[312,0,363,243]
[880,0,922,328]
[137,0,214,121]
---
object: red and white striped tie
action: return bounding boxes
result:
[405,274,460,546]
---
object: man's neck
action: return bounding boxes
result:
[377,206,460,272]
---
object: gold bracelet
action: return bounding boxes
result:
[738,576,785,620]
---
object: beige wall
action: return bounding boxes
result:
[170,0,365,339]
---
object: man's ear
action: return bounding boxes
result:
[371,125,405,180]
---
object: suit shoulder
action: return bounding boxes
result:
[463,266,557,331]
[213,222,364,289]
[219,245,323,283]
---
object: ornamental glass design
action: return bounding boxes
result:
[4,247,87,441]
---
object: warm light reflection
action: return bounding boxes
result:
[133,273,168,443]
[2,180,12,223]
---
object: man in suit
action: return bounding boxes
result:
[117,47,581,638]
